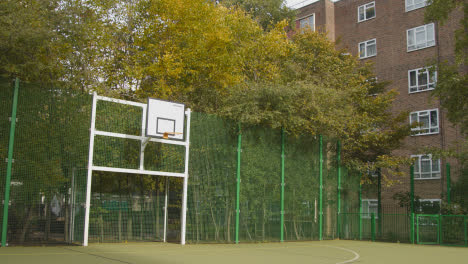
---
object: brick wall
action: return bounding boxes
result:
[296,0,465,204]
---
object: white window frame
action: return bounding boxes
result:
[299,14,315,31]
[362,199,378,219]
[410,109,439,135]
[405,0,429,12]
[358,2,376,22]
[407,23,435,52]
[408,67,437,93]
[411,154,441,180]
[359,39,377,59]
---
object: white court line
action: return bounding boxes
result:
[323,245,360,264]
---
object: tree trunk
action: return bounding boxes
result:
[118,209,122,242]
[127,215,132,240]
[19,206,34,243]
[293,216,300,240]
[210,205,219,241]
[65,202,69,242]
[224,199,230,242]
[262,205,266,241]
[227,208,231,242]
[45,199,51,241]
[155,190,159,239]
[100,214,104,242]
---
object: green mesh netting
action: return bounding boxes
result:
[284,135,319,241]
[322,136,337,240]
[239,126,281,242]
[88,173,170,243]
[440,215,467,246]
[417,214,440,244]
[0,78,13,242]
[2,81,90,245]
[186,112,237,243]
[2,79,467,247]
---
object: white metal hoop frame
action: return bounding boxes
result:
[83,92,191,246]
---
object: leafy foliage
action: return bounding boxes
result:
[425,0,468,134]
[424,0,468,214]
[220,30,411,181]
[219,0,295,31]
[0,0,412,182]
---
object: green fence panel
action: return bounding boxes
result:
[0,78,14,244]
[186,112,237,243]
[284,135,319,241]
[417,214,440,245]
[3,81,91,245]
[89,174,168,243]
[322,136,337,240]
[239,126,281,242]
[3,79,468,247]
[440,215,466,247]
[339,213,360,240]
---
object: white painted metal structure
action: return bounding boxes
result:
[83,92,191,246]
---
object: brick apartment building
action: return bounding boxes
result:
[295,0,465,213]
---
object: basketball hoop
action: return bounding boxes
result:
[162,132,183,139]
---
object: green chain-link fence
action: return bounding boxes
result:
[1,79,467,247]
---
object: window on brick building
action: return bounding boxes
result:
[362,199,378,219]
[406,0,429,12]
[411,154,441,179]
[359,39,376,59]
[410,109,439,135]
[408,67,437,93]
[417,199,441,214]
[299,14,315,31]
[407,23,435,51]
[358,2,375,22]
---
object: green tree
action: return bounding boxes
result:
[0,0,61,83]
[0,0,105,91]
[425,0,468,134]
[425,0,468,214]
[220,30,411,182]
[219,0,295,31]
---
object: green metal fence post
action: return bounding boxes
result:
[319,135,323,241]
[438,214,441,245]
[446,163,451,205]
[410,165,415,213]
[337,141,341,240]
[410,165,415,244]
[377,168,382,239]
[371,213,376,242]
[2,78,19,247]
[359,181,362,241]
[280,128,285,242]
[235,123,242,244]
[415,213,418,244]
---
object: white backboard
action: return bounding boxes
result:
[146,98,185,140]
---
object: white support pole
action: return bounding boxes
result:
[83,92,97,246]
[140,105,147,170]
[91,166,185,177]
[163,177,169,243]
[96,95,146,107]
[180,109,191,245]
[70,167,76,242]
[93,130,187,146]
